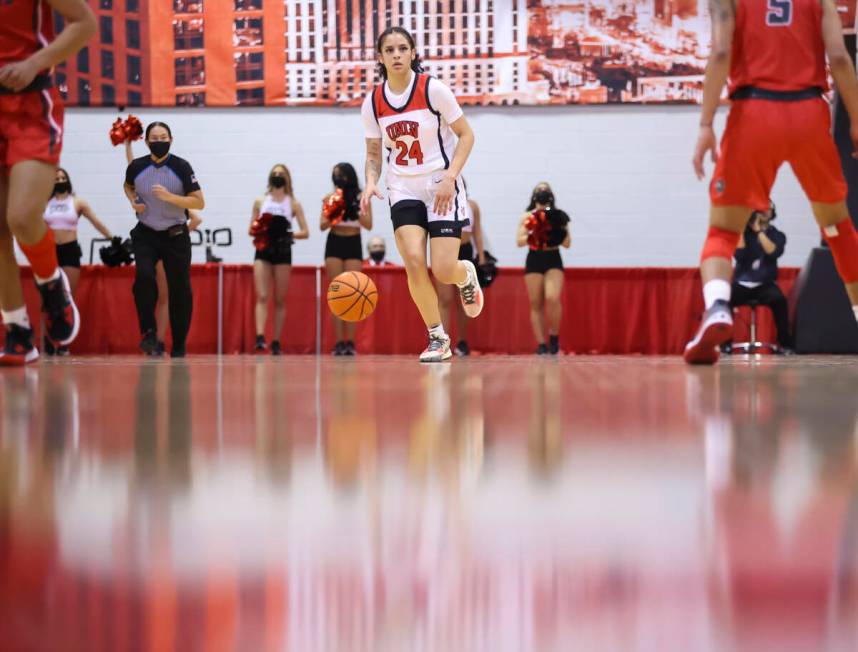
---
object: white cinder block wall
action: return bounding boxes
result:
[54,105,822,267]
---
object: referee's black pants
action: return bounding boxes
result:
[131,223,193,351]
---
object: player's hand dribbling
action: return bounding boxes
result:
[693,126,718,180]
[361,182,383,214]
[433,175,455,215]
[0,59,40,92]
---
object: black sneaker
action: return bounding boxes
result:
[684,299,733,365]
[254,335,267,354]
[536,343,549,356]
[333,341,345,356]
[37,269,80,346]
[140,330,158,356]
[156,340,166,357]
[343,341,356,356]
[43,336,56,356]
[455,340,470,357]
[548,335,560,355]
[271,340,282,356]
[0,324,39,366]
[171,344,186,358]
[56,345,70,357]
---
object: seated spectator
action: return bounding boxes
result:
[364,236,394,266]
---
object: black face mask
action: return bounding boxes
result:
[534,190,553,206]
[53,181,71,195]
[269,175,287,189]
[369,250,385,263]
[148,140,171,159]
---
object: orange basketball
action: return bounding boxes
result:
[327,271,378,322]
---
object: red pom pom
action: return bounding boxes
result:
[525,209,551,249]
[322,188,346,225]
[250,213,273,250]
[109,118,126,146]
[123,115,143,142]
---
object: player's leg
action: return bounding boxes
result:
[9,161,79,346]
[253,258,272,352]
[789,98,858,321]
[544,267,564,355]
[325,256,346,353]
[0,170,38,365]
[271,263,291,355]
[155,262,168,355]
[525,272,547,354]
[342,257,363,354]
[685,100,781,364]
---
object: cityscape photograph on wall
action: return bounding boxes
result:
[51,0,851,108]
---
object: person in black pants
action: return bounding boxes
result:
[728,201,792,352]
[123,122,205,358]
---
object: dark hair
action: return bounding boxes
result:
[526,182,555,211]
[375,27,424,80]
[333,162,362,221]
[54,167,73,196]
[145,121,172,140]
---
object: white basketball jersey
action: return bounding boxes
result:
[368,74,460,177]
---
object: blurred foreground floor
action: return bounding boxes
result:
[2,355,858,652]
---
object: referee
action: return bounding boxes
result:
[123,122,204,357]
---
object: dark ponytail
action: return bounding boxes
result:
[375,27,424,81]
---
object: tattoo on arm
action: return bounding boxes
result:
[365,140,382,183]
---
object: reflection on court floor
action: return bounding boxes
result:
[2,356,858,651]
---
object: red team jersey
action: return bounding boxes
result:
[0,0,64,169]
[711,0,847,210]
[0,0,55,70]
[728,0,828,93]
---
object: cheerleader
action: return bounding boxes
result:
[249,164,309,355]
[41,168,113,355]
[516,183,570,355]
[321,162,372,355]
[360,26,482,362]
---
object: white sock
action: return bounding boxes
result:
[34,268,61,285]
[853,305,858,324]
[703,279,731,309]
[1,307,31,329]
[428,323,447,339]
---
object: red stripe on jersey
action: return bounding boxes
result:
[373,74,430,119]
[0,0,55,69]
[729,0,827,93]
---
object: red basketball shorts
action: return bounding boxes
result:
[710,97,847,210]
[0,87,64,169]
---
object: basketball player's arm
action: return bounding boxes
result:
[822,0,858,154]
[358,193,373,230]
[77,198,113,238]
[693,0,735,179]
[361,139,385,214]
[470,200,486,265]
[0,0,96,92]
[292,200,309,240]
[434,116,475,215]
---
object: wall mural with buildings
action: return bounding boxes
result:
[51,0,853,108]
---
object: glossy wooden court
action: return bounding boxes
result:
[2,354,858,651]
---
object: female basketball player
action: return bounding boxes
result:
[42,167,112,354]
[516,182,570,355]
[250,164,309,355]
[435,180,485,356]
[321,162,372,355]
[125,140,202,356]
[360,26,482,362]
